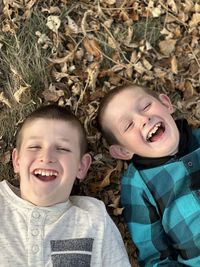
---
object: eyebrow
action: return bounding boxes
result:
[26,136,71,143]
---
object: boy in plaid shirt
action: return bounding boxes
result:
[98,84,200,266]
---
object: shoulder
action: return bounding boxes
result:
[122,162,150,189]
[69,195,107,216]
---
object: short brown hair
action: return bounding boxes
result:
[16,105,88,156]
[97,84,158,146]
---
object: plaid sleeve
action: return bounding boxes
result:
[121,169,183,267]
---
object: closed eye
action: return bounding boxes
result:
[28,146,41,150]
[57,147,71,152]
[125,121,134,132]
[143,103,151,111]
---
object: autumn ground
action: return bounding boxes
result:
[0,1,200,266]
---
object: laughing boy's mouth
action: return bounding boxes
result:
[33,169,58,182]
[146,122,165,142]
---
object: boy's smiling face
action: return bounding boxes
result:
[12,119,91,206]
[103,87,180,159]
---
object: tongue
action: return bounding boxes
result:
[150,127,164,142]
[36,175,56,182]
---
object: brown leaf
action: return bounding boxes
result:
[183,80,195,99]
[83,38,102,61]
[167,0,178,13]
[113,207,124,216]
[159,39,177,56]
[171,55,178,74]
[189,13,200,28]
[42,84,64,102]
[49,51,74,64]
[0,151,10,164]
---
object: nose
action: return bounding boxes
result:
[39,148,56,163]
[136,114,150,128]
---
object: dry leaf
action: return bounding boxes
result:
[142,58,152,70]
[189,13,200,28]
[113,207,124,216]
[171,55,178,74]
[109,195,120,208]
[195,3,200,12]
[46,15,61,33]
[49,51,74,64]
[184,80,195,99]
[0,92,11,108]
[86,62,100,90]
[42,84,64,102]
[134,62,146,74]
[184,0,194,12]
[0,151,10,164]
[67,16,79,33]
[102,0,116,5]
[83,38,102,61]
[159,39,177,56]
[14,85,30,103]
[150,6,162,17]
[99,169,113,188]
[167,0,178,13]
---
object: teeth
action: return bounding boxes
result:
[33,169,58,177]
[147,123,161,140]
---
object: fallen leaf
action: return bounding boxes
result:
[0,92,11,108]
[83,38,102,61]
[113,207,124,216]
[86,62,100,90]
[46,15,61,33]
[167,0,178,13]
[49,51,74,64]
[159,39,177,56]
[150,6,162,17]
[183,80,195,99]
[0,151,10,164]
[189,13,200,28]
[42,84,64,102]
[14,85,30,103]
[103,0,116,5]
[67,16,79,33]
[171,55,178,74]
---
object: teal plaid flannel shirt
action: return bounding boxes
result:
[121,128,200,267]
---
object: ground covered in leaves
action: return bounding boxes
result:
[0,0,200,266]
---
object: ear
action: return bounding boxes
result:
[77,153,92,180]
[159,94,174,114]
[109,144,133,160]
[12,148,20,173]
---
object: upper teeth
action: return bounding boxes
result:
[147,123,161,140]
[33,169,58,176]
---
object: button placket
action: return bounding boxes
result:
[28,209,46,266]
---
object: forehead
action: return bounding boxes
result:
[105,87,149,116]
[21,118,80,140]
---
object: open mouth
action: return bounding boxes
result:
[146,122,165,142]
[33,169,58,182]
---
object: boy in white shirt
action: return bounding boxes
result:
[0,104,131,267]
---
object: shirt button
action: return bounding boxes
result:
[31,229,39,236]
[32,211,40,218]
[32,245,39,253]
[188,161,193,167]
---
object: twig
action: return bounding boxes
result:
[187,44,200,68]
